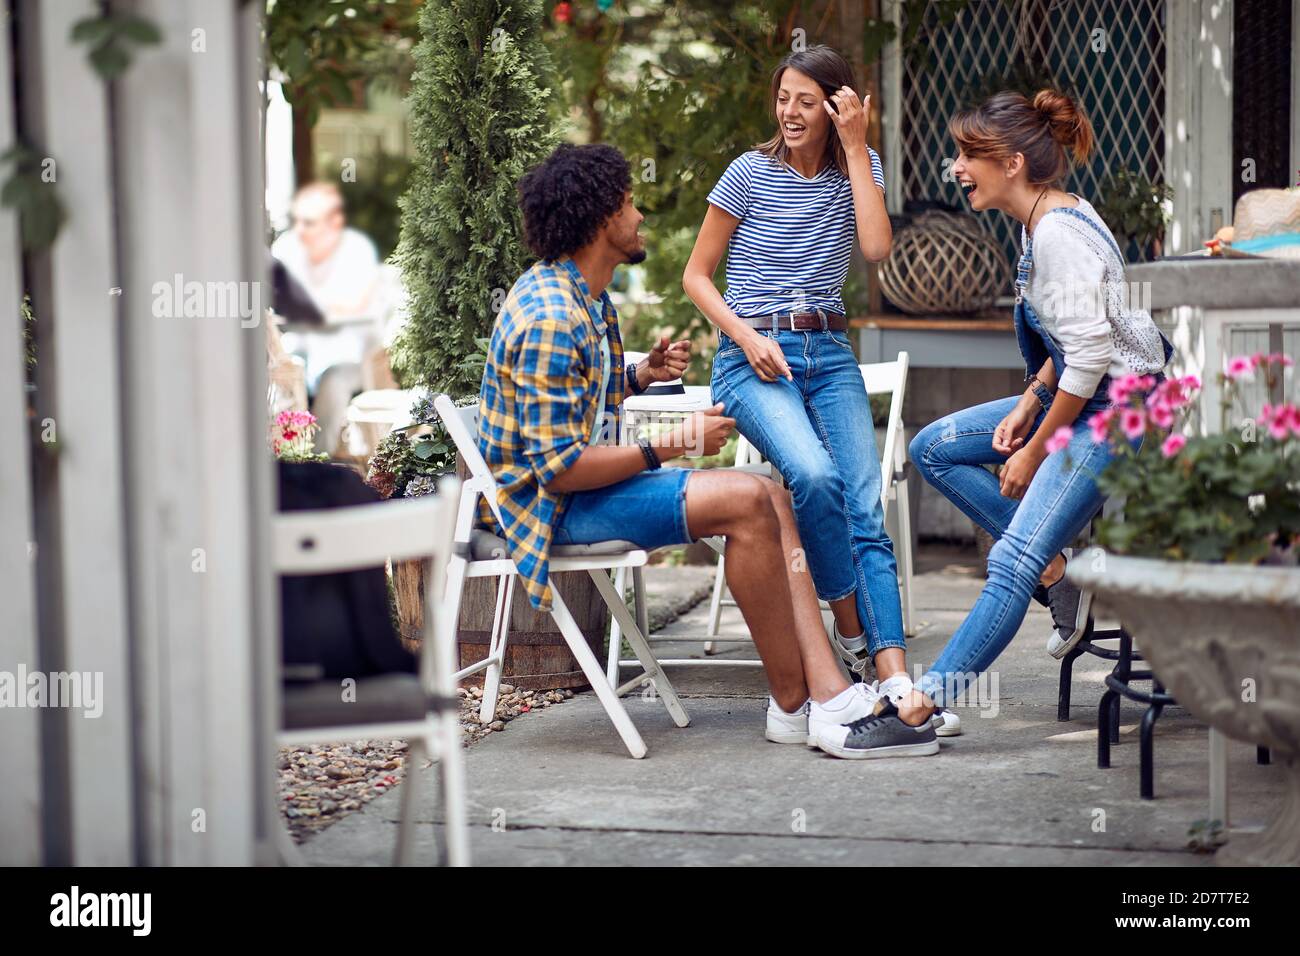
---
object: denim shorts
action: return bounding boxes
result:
[553,467,695,549]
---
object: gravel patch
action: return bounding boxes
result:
[281,572,715,842]
[279,684,574,843]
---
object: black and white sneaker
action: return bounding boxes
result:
[815,698,940,760]
[831,624,871,678]
[1043,548,1094,659]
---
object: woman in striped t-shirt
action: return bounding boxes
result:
[685,45,950,757]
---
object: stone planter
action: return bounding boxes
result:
[1067,553,1300,866]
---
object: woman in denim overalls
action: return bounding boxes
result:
[896,90,1173,731]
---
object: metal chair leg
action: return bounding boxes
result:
[1139,696,1164,800]
[1057,644,1085,721]
[1098,687,1117,769]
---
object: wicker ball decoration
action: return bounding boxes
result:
[877,212,1009,315]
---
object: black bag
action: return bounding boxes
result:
[277,462,418,680]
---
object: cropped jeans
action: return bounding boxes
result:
[711,325,905,655]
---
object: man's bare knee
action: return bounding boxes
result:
[709,473,775,529]
[758,475,794,513]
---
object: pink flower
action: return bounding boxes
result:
[1225,355,1255,381]
[1088,408,1116,443]
[1120,407,1147,439]
[1160,433,1186,458]
[1259,403,1300,440]
[1181,374,1201,390]
[1108,373,1143,405]
[1147,400,1175,429]
[1044,426,1074,454]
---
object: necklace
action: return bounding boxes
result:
[1025,187,1050,235]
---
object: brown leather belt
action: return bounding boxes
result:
[738,310,848,332]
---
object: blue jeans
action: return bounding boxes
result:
[710,328,905,655]
[555,467,694,549]
[908,395,1123,707]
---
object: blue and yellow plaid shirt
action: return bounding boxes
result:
[476,257,628,610]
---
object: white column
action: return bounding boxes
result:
[881,0,903,215]
[113,0,271,866]
[0,0,42,867]
[30,0,135,865]
[1165,0,1234,255]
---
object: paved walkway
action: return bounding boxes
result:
[303,548,1282,866]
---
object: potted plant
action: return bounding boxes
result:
[1095,167,1174,259]
[270,410,329,463]
[1065,355,1300,865]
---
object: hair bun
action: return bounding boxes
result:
[1032,89,1094,164]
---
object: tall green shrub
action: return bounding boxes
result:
[391,0,557,396]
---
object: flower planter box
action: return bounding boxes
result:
[1068,552,1300,866]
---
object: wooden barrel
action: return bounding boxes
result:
[391,560,610,691]
[391,450,611,690]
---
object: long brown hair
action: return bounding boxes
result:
[756,45,858,177]
[948,89,1095,186]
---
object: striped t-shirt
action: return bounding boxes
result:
[707,148,885,317]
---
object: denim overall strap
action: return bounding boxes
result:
[1013,223,1111,411]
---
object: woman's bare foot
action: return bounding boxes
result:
[1040,552,1066,588]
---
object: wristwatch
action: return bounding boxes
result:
[1027,376,1053,412]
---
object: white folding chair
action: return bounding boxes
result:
[433,394,689,760]
[699,351,916,652]
[273,479,469,867]
[863,352,917,637]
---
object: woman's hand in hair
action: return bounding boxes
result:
[823,86,870,153]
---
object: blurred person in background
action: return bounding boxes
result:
[272,182,384,455]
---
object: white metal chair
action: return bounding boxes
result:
[698,352,917,652]
[433,394,689,760]
[273,480,468,866]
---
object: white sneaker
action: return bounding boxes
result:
[831,625,870,676]
[765,696,810,744]
[808,682,881,747]
[931,709,962,737]
[877,673,914,703]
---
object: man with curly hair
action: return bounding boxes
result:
[476,144,878,752]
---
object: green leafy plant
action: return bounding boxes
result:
[70,13,161,79]
[21,294,36,372]
[337,151,413,260]
[390,0,557,396]
[364,392,478,498]
[1,144,66,252]
[265,0,421,185]
[546,1,967,373]
[1095,168,1173,254]
[270,410,330,463]
[1090,356,1300,564]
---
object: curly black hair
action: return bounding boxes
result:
[518,144,631,261]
